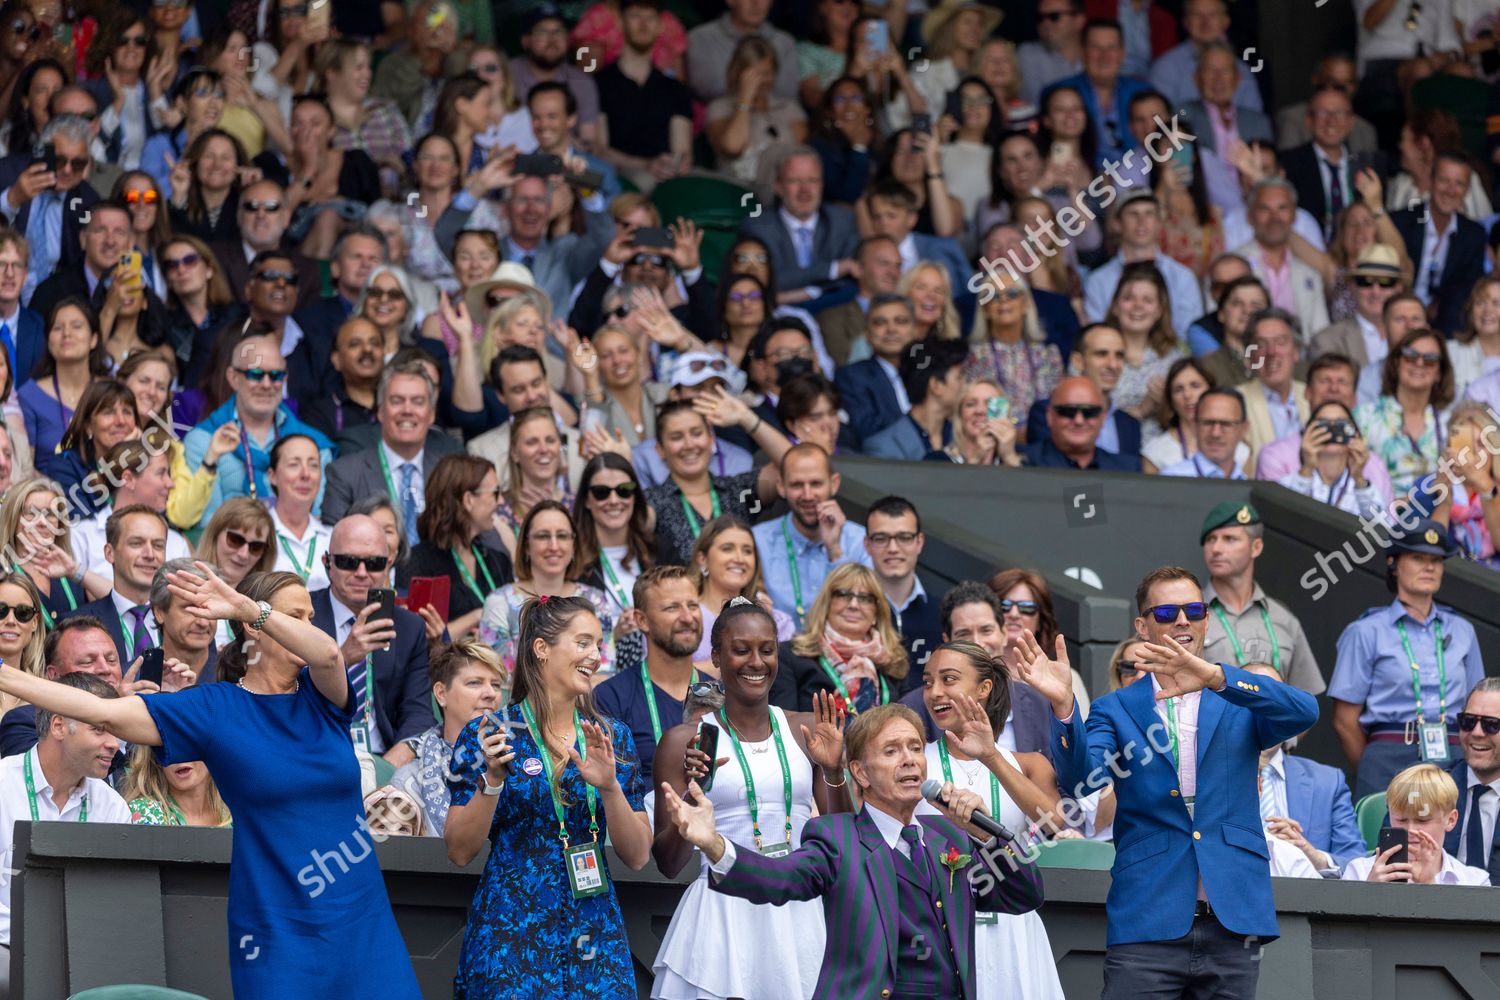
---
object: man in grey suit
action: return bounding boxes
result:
[737,147,859,299]
[1181,43,1273,212]
[1307,244,1405,369]
[499,172,613,312]
[320,361,462,536]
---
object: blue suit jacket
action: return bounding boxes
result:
[863,415,929,461]
[309,587,434,748]
[834,359,903,446]
[711,807,1043,1000]
[11,306,42,386]
[1282,752,1365,870]
[1051,663,1318,946]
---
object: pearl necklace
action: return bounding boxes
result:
[238,677,299,694]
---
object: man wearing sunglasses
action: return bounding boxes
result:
[1018,565,1318,999]
[4,115,102,315]
[1329,516,1486,798]
[1444,678,1500,883]
[1392,152,1487,337]
[1016,0,1083,106]
[1025,376,1141,470]
[1308,244,1406,370]
[310,514,433,764]
[238,248,308,360]
[211,179,321,309]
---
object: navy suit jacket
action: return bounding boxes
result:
[12,306,43,386]
[1026,399,1142,458]
[288,294,356,400]
[5,180,100,285]
[309,587,434,747]
[1393,207,1487,336]
[738,203,859,293]
[59,595,132,667]
[834,359,903,446]
[898,680,1053,760]
[1280,752,1365,869]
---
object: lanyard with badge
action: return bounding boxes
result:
[642,667,698,745]
[349,655,375,753]
[1163,697,1195,817]
[1210,600,1282,677]
[519,698,607,898]
[937,738,1002,922]
[377,445,407,523]
[598,550,631,611]
[680,486,721,539]
[815,655,890,713]
[780,518,806,620]
[277,533,319,582]
[24,753,86,822]
[452,543,499,603]
[718,709,794,856]
[1397,617,1450,762]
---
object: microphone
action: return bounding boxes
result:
[921,778,1018,844]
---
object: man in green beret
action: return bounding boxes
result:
[1199,501,1325,695]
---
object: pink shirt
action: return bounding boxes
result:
[1152,676,1201,799]
[1254,432,1394,499]
[1259,249,1295,314]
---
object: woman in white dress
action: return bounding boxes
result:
[918,641,1066,1000]
[650,597,850,1000]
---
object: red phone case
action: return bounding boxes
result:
[409,576,451,621]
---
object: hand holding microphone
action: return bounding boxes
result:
[921,778,1018,845]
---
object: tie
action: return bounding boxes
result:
[127,605,151,661]
[794,225,813,269]
[899,824,932,892]
[345,617,368,718]
[0,322,13,370]
[398,462,419,545]
[520,252,535,272]
[1259,763,1278,823]
[1465,784,1488,869]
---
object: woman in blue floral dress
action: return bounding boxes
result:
[446,594,652,1000]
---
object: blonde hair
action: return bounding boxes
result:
[969,275,1045,344]
[1387,763,1459,818]
[896,261,961,342]
[481,289,551,374]
[610,192,660,227]
[790,563,909,682]
[122,744,232,827]
[0,478,72,569]
[0,572,44,678]
[947,377,1004,458]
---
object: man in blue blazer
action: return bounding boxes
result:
[1017,565,1318,998]
[737,147,859,296]
[661,703,1043,1000]
[1391,154,1488,336]
[834,295,919,445]
[310,514,435,760]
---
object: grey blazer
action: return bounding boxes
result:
[320,431,464,526]
[1308,318,1370,369]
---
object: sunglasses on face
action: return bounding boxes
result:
[365,287,406,302]
[329,553,389,572]
[224,530,268,556]
[999,598,1039,615]
[121,34,148,48]
[629,253,668,269]
[587,482,637,501]
[1118,659,1139,676]
[54,156,89,173]
[687,357,729,374]
[605,304,630,320]
[7,19,41,40]
[1145,602,1209,624]
[1459,712,1500,735]
[277,3,309,16]
[831,93,865,107]
[253,268,299,284]
[832,588,879,607]
[243,199,283,214]
[124,188,158,205]
[0,602,38,623]
[1400,346,1441,366]
[728,289,763,304]
[1354,276,1398,289]
[163,251,201,271]
[1052,403,1103,420]
[233,366,288,383]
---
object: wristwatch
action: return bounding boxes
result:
[250,600,273,632]
[482,772,505,795]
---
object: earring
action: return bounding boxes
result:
[700,565,709,576]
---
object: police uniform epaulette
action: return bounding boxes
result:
[1354,606,1387,622]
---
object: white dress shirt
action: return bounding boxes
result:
[1418,212,1459,306]
[1356,313,1387,369]
[0,748,131,944]
[874,357,912,412]
[110,588,160,652]
[380,440,427,522]
[270,507,332,593]
[1342,850,1492,885]
[328,590,383,754]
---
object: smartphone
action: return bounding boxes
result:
[307,0,330,33]
[911,112,933,135]
[565,167,607,190]
[987,396,1010,421]
[693,722,720,793]
[478,710,511,778]
[369,587,397,627]
[862,19,889,55]
[408,576,451,621]
[139,647,164,687]
[631,227,676,250]
[515,153,564,177]
[1050,142,1071,165]
[32,143,55,172]
[120,250,144,289]
[1378,826,1410,871]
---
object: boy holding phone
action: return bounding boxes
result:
[1342,764,1491,884]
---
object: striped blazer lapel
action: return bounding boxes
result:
[855,809,900,982]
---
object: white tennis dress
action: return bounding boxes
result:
[917,740,1066,1000]
[651,706,826,1000]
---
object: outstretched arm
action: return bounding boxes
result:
[0,664,160,746]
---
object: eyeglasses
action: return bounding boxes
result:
[831,588,879,607]
[277,3,309,16]
[1353,276,1398,289]
[6,19,41,40]
[995,286,1025,300]
[629,253,668,269]
[1458,712,1500,735]
[688,678,726,698]
[253,268,299,284]
[224,530,268,556]
[1197,418,1243,432]
[243,200,283,214]
[1400,346,1442,366]
[54,156,89,172]
[365,287,406,302]
[1052,403,1103,420]
[233,366,289,383]
[0,602,38,623]
[0,260,21,273]
[999,598,1039,615]
[960,95,994,109]
[163,252,201,271]
[867,531,918,547]
[123,188,158,205]
[1145,602,1209,624]
[121,34,149,47]
[733,252,769,265]
[728,289,763,303]
[329,553,389,572]
[587,482,637,501]
[530,530,574,544]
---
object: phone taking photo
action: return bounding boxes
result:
[369,588,397,631]
[693,722,720,793]
[1378,826,1410,874]
[139,647,164,687]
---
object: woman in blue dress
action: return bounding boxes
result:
[445,594,653,1000]
[0,564,422,1000]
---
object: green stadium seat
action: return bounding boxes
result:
[1355,792,1386,852]
[651,176,755,284]
[1035,838,1116,870]
[69,987,212,1000]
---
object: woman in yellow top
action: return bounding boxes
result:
[116,348,240,533]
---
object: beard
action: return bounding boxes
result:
[530,49,565,71]
[653,628,701,658]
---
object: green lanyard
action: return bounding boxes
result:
[815,655,889,713]
[24,752,87,822]
[936,737,1002,819]
[599,551,631,611]
[519,699,598,847]
[780,518,805,620]
[717,710,793,850]
[641,666,698,745]
[119,612,146,654]
[1397,617,1447,723]
[277,532,319,582]
[452,544,499,603]
[680,486,721,538]
[1164,696,1181,767]
[1211,600,1281,675]
[377,446,409,522]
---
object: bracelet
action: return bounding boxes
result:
[201,457,218,472]
[735,102,753,112]
[823,770,847,788]
[748,414,763,434]
[249,600,273,632]
[482,772,505,795]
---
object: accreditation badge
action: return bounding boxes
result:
[565,842,608,899]
[759,842,792,858]
[976,911,1000,925]
[1420,721,1451,762]
[350,723,370,754]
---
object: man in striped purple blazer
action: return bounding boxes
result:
[660,703,1045,1000]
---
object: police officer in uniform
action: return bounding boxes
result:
[1328,517,1487,798]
